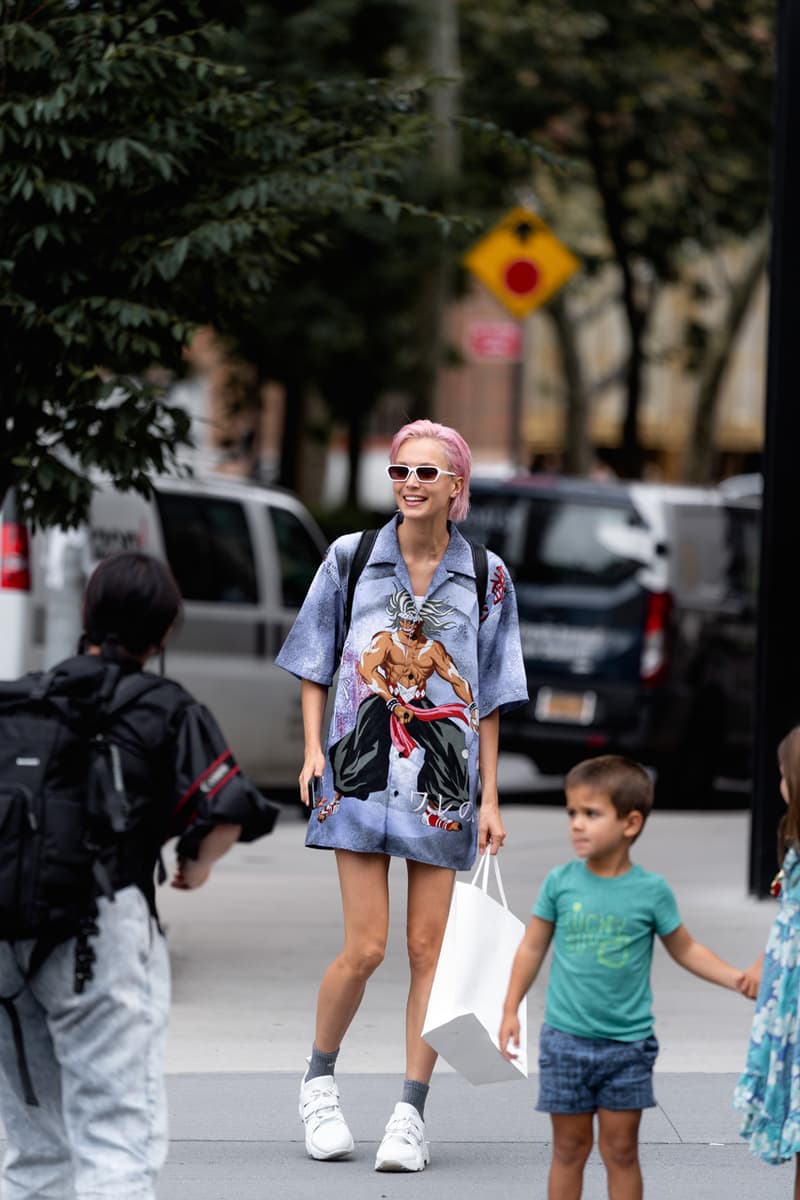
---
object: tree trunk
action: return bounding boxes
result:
[684,224,770,483]
[585,117,649,478]
[548,292,592,476]
[346,404,365,508]
[409,0,461,422]
[278,375,305,493]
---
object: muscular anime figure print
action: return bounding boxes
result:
[327,588,479,830]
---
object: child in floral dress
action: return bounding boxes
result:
[735,725,800,1193]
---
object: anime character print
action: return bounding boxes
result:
[275,514,529,871]
[328,587,478,831]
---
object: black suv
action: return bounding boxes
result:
[460,475,760,801]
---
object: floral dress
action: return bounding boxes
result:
[734,845,800,1164]
[275,516,528,871]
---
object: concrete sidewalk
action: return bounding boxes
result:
[155,791,789,1198]
[1,772,792,1197]
[158,1072,789,1199]
[1,1070,788,1198]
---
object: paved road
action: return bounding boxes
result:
[152,769,786,1198]
[3,758,789,1196]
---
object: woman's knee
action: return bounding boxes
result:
[406,929,444,977]
[341,939,385,979]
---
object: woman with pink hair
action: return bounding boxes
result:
[277,419,527,1173]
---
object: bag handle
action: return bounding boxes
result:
[469,851,509,910]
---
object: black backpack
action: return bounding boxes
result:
[0,661,163,948]
[0,660,164,1102]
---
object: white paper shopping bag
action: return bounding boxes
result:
[422,852,527,1084]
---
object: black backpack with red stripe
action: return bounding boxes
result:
[0,659,164,959]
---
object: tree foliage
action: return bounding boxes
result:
[460,0,774,476]
[225,2,449,498]
[227,1,544,498]
[0,0,431,526]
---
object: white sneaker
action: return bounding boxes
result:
[374,1101,430,1172]
[298,1072,354,1160]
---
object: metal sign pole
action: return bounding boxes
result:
[750,0,800,895]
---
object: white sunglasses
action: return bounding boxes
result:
[386,464,456,484]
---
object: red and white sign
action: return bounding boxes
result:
[465,321,522,362]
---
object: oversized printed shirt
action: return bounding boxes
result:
[276,516,528,870]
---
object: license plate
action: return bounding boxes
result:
[535,688,597,725]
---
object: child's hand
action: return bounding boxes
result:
[499,1012,521,1062]
[737,954,764,1000]
[171,858,212,890]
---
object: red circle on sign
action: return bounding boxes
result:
[504,259,540,295]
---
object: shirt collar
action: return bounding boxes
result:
[371,514,477,579]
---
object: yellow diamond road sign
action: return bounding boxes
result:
[463,206,580,319]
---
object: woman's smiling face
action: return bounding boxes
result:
[391,437,463,525]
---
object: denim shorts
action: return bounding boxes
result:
[536,1022,659,1114]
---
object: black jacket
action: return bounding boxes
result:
[25,654,275,905]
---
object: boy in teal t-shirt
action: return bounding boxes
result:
[499,755,746,1200]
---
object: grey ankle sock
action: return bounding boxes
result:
[401,1079,429,1119]
[306,1044,340,1082]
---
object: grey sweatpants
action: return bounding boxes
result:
[0,887,170,1200]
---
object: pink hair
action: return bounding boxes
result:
[389,420,472,522]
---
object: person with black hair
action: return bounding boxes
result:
[0,551,277,1200]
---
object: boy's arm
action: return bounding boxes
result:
[660,924,745,991]
[172,822,242,890]
[499,916,554,1061]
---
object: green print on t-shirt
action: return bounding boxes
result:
[563,902,631,968]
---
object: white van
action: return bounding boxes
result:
[0,475,328,788]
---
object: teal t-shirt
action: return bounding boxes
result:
[533,860,682,1042]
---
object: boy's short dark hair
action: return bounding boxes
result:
[82,551,182,657]
[564,755,654,825]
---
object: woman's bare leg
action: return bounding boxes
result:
[403,860,456,1083]
[314,851,390,1052]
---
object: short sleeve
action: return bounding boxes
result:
[652,875,682,937]
[476,552,529,718]
[169,701,278,856]
[275,543,347,686]
[532,867,559,923]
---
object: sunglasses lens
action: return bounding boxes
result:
[387,465,410,481]
[415,467,439,482]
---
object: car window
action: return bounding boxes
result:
[458,494,526,559]
[267,505,323,608]
[155,492,258,604]
[465,491,643,586]
[518,498,644,586]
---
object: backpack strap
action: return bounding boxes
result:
[0,909,102,1109]
[88,673,167,839]
[341,529,379,653]
[29,668,57,704]
[470,540,488,615]
[0,993,38,1106]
